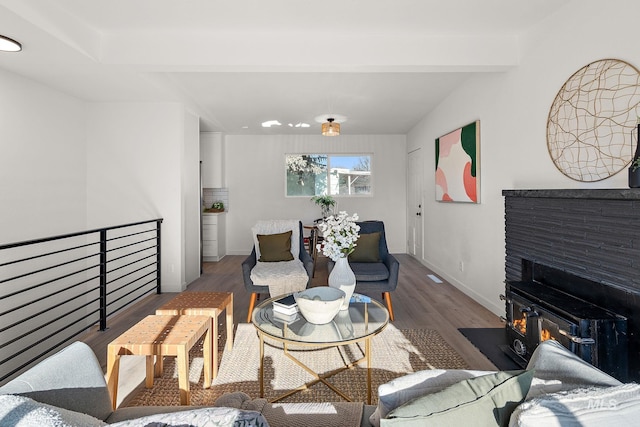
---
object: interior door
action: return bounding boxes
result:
[407,148,424,259]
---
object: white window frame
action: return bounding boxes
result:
[285,153,373,197]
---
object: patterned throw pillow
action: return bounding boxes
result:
[110,406,269,427]
[0,394,107,427]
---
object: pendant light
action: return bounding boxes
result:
[322,118,340,136]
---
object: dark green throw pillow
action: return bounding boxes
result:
[383,370,534,427]
[349,232,381,262]
[257,231,294,262]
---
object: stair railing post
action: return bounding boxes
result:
[99,229,108,331]
[156,219,162,294]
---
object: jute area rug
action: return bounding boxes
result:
[124,323,469,407]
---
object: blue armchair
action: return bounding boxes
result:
[327,220,400,320]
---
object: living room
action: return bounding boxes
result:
[3,0,640,424]
[4,0,636,316]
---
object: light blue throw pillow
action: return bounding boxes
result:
[382,370,534,427]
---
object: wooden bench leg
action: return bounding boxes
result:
[146,355,155,387]
[383,292,394,321]
[177,345,190,405]
[226,294,234,350]
[203,319,212,388]
[106,348,120,410]
[211,316,218,381]
[247,293,258,323]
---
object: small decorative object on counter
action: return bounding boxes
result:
[205,201,225,212]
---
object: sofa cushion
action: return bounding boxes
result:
[349,232,381,262]
[0,342,114,421]
[382,370,534,427]
[370,369,494,427]
[214,392,363,427]
[109,406,270,427]
[509,383,640,426]
[350,262,389,282]
[0,394,107,427]
[524,339,622,400]
[257,231,294,262]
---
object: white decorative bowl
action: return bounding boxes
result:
[294,287,345,324]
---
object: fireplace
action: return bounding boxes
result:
[503,189,640,381]
[502,261,628,380]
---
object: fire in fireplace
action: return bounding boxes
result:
[502,261,628,381]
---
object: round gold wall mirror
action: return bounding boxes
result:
[547,58,640,182]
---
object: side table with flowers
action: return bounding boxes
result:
[317,211,360,309]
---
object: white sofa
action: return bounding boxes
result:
[1,340,637,426]
[218,340,639,427]
[0,342,268,427]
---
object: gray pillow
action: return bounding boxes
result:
[525,339,621,400]
[383,370,534,427]
[370,369,495,427]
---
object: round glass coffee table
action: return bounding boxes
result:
[252,292,389,403]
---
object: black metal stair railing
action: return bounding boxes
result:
[0,219,163,384]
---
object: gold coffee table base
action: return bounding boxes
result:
[252,294,388,405]
[259,333,373,403]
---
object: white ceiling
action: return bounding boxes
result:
[0,0,570,135]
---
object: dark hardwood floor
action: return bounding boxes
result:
[82,253,504,373]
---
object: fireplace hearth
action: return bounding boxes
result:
[502,262,628,380]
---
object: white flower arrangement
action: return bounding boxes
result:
[317,211,360,261]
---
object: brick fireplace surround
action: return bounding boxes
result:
[503,189,640,381]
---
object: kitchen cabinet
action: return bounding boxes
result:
[202,213,226,261]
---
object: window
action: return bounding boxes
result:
[286,154,372,196]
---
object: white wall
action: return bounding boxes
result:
[85,102,200,292]
[224,134,407,255]
[183,110,201,285]
[407,0,640,316]
[0,68,87,242]
[0,73,206,376]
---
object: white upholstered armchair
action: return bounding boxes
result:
[241,220,313,322]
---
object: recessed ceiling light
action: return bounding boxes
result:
[0,35,22,52]
[261,120,281,128]
[314,114,347,124]
[288,122,310,128]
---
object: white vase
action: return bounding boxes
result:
[328,256,356,310]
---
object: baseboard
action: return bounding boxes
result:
[414,256,504,317]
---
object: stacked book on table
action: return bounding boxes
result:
[272,294,300,324]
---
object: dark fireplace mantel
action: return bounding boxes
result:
[503,188,640,200]
[503,188,640,381]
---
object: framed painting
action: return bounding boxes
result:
[435,120,480,203]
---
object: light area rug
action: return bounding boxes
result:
[124,323,469,407]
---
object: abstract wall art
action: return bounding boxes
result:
[435,120,480,203]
